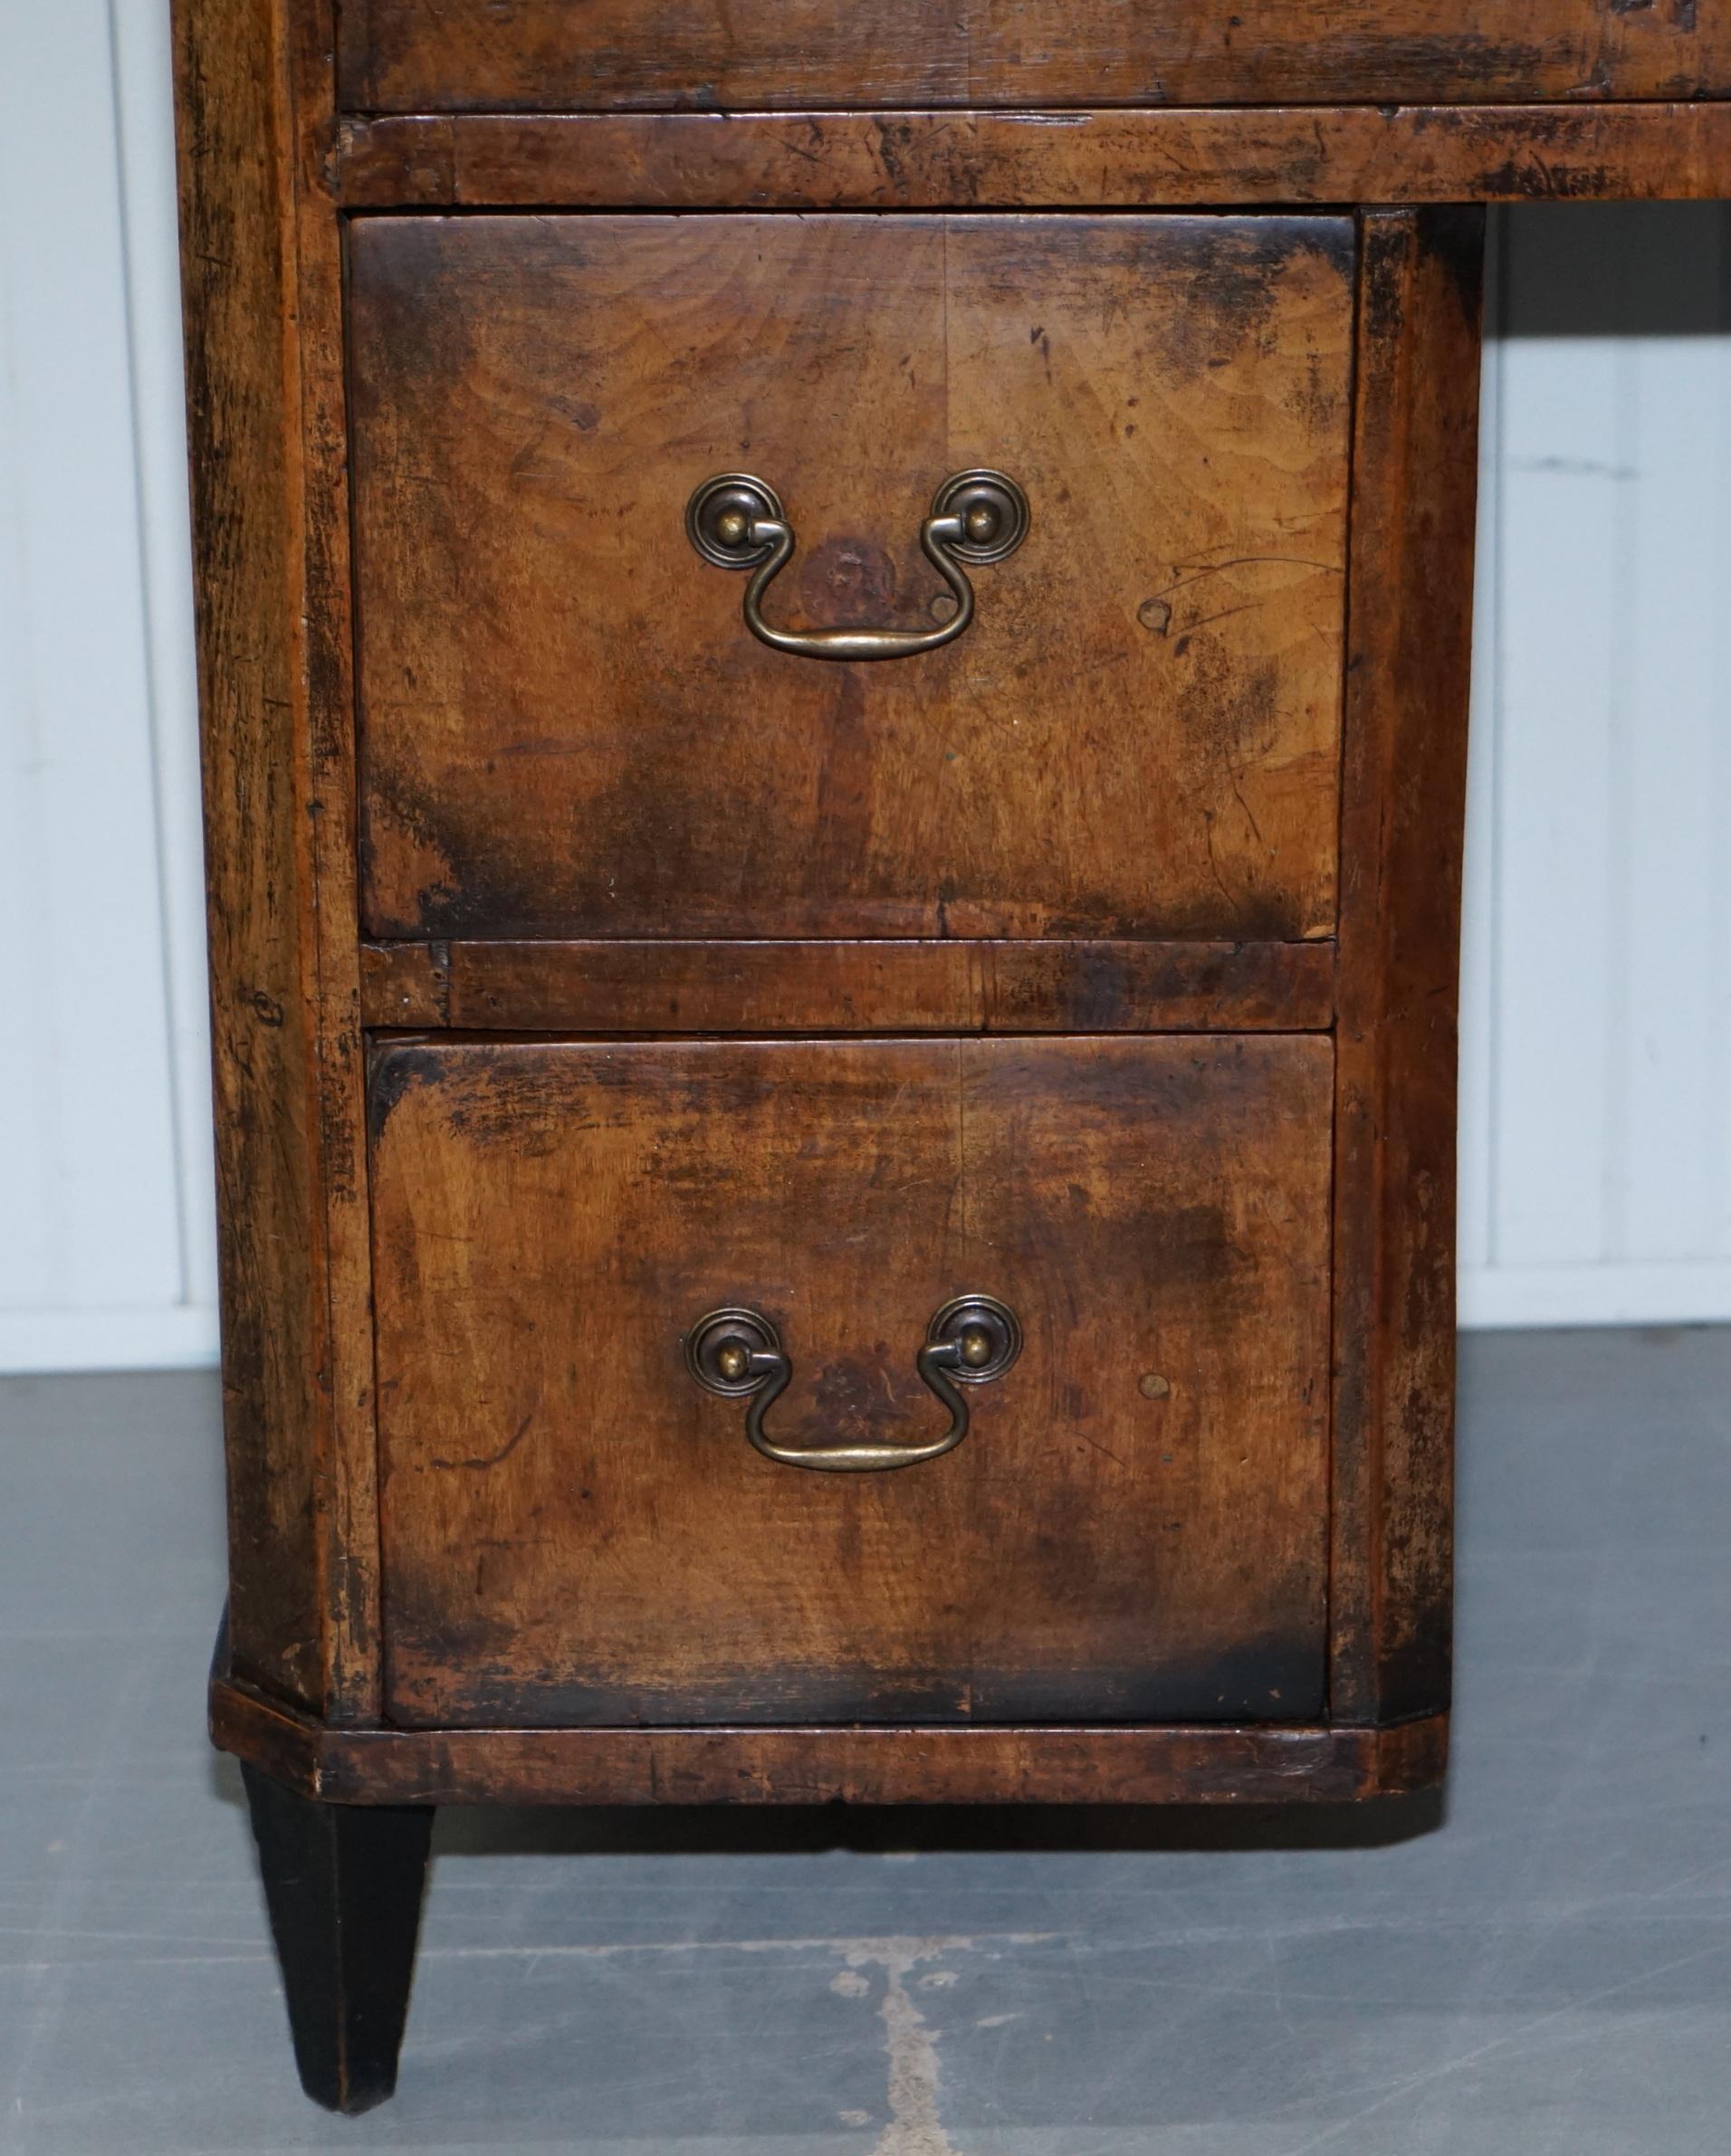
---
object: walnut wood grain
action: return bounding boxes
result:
[1329,209,1484,1728]
[213,1667,1450,1808]
[336,0,1731,114]
[369,1037,1334,1728]
[351,213,1352,944]
[360,941,451,1026]
[339,104,1731,212]
[357,939,1336,1034]
[174,0,379,1717]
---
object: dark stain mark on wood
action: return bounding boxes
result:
[433,1413,539,1474]
[366,1044,445,1145]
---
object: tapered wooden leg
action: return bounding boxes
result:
[242,1764,435,2113]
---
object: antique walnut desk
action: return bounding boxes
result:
[174,0,1731,2113]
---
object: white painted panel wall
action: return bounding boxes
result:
[0,7,1726,1365]
[1458,204,1731,1327]
[0,0,215,1372]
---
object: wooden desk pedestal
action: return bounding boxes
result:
[174,0,1726,2110]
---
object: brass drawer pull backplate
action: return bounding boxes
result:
[684,1296,1022,1471]
[685,470,1029,662]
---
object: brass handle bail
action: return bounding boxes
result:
[684,471,1029,663]
[684,1297,1021,1472]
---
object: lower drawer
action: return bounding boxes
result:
[368,1035,1333,1727]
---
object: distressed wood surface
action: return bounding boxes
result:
[351,213,1352,943]
[1329,209,1484,1727]
[339,104,1731,211]
[189,0,1511,1850]
[174,0,379,1717]
[213,1669,1450,1808]
[357,939,1336,1035]
[369,1036,1334,1728]
[336,0,1731,114]
[360,940,451,1027]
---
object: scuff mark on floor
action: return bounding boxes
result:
[415,1924,1056,2147]
[829,1934,1046,2156]
[874,1951,953,2155]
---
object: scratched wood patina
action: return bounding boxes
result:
[358,937,1339,1035]
[338,0,1731,112]
[336,104,1731,212]
[368,1035,1334,1728]
[350,213,1353,943]
[179,0,1686,2111]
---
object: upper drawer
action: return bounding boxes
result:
[351,213,1353,942]
[336,2,1728,112]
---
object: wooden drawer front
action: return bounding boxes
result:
[337,2,1728,112]
[352,214,1352,943]
[370,1036,1333,1728]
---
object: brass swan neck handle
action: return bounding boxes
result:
[685,471,1029,663]
[684,1298,1021,1473]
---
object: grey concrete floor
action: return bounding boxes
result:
[0,1329,1726,2152]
